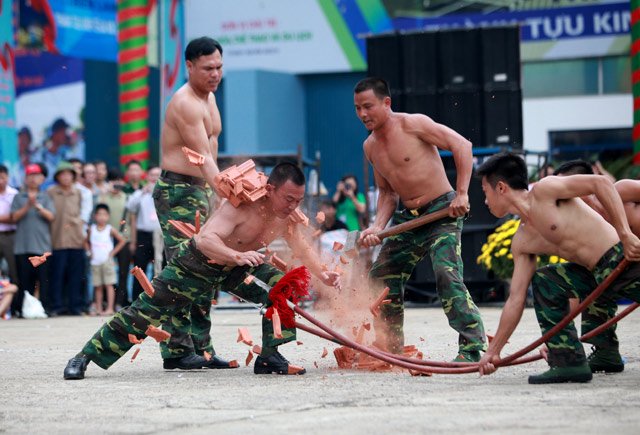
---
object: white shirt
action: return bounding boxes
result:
[0,186,18,232]
[89,224,114,265]
[127,187,161,232]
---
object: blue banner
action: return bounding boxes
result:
[15,51,83,97]
[17,0,117,61]
[0,0,17,168]
[393,2,630,42]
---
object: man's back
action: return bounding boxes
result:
[515,177,620,270]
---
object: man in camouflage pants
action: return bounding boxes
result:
[63,162,341,379]
[476,152,640,384]
[149,37,230,370]
[533,161,640,374]
[354,77,486,361]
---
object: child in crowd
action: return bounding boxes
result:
[86,204,126,316]
[0,278,17,319]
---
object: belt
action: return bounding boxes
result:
[160,170,206,187]
[405,192,455,216]
[0,230,15,234]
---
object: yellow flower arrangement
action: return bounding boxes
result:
[476,218,567,280]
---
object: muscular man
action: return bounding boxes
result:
[153,37,228,370]
[63,163,340,379]
[476,152,640,384]
[353,77,486,361]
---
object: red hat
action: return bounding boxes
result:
[25,164,43,176]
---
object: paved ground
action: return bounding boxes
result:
[2,305,640,434]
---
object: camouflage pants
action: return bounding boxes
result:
[81,239,293,369]
[369,191,486,353]
[152,176,213,359]
[533,242,640,367]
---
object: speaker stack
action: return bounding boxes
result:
[366,25,523,149]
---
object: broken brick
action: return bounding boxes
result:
[332,241,344,251]
[244,275,255,285]
[339,255,349,265]
[181,146,206,166]
[145,325,171,342]
[237,327,254,346]
[130,266,155,298]
[245,350,254,366]
[272,308,283,339]
[228,360,239,368]
[269,253,288,272]
[211,299,217,305]
[252,345,262,355]
[195,210,201,234]
[369,287,390,317]
[296,341,303,346]
[128,334,144,345]
[130,347,141,362]
[321,347,328,358]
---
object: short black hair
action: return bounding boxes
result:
[67,157,83,165]
[106,167,123,182]
[94,203,110,214]
[476,152,529,190]
[0,164,7,175]
[267,162,305,188]
[553,160,594,176]
[354,77,391,99]
[185,37,223,62]
[126,160,142,169]
[320,199,335,209]
[36,162,48,178]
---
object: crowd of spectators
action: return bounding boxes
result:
[0,158,164,319]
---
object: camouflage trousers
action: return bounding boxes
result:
[81,239,293,369]
[152,176,214,360]
[533,242,640,367]
[369,191,486,353]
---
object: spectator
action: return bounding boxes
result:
[86,204,126,316]
[81,161,100,201]
[10,163,55,316]
[332,174,367,231]
[68,158,93,226]
[0,278,18,319]
[127,165,163,300]
[318,199,348,232]
[0,165,18,286]
[93,160,109,196]
[97,168,131,308]
[12,126,36,188]
[123,160,146,194]
[38,118,77,189]
[47,161,85,316]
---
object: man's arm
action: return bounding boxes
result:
[110,227,127,257]
[200,204,264,267]
[285,224,340,288]
[479,236,537,375]
[538,175,640,261]
[412,115,473,216]
[174,97,220,190]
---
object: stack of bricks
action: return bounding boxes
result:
[214,160,268,207]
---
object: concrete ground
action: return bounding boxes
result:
[1,305,640,434]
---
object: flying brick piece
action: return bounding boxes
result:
[214,160,268,207]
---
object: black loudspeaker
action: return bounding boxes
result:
[480,26,520,90]
[404,92,439,118]
[401,31,438,93]
[438,29,481,91]
[483,89,523,148]
[367,33,403,93]
[439,90,483,147]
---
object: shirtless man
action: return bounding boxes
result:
[476,152,640,384]
[153,37,229,370]
[535,161,640,373]
[63,163,341,379]
[353,77,486,361]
